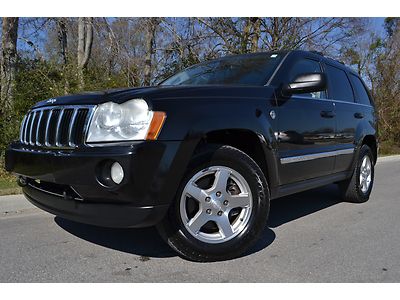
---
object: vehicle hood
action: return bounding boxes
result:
[32,85,275,109]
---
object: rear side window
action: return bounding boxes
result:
[288,58,325,99]
[325,64,354,102]
[349,74,371,106]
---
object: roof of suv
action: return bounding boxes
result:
[215,50,357,76]
[288,50,357,76]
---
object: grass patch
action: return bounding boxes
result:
[0,164,21,196]
[0,178,18,189]
[0,178,21,196]
[379,140,400,156]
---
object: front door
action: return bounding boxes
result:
[276,58,336,185]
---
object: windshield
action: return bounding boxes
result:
[160,53,284,86]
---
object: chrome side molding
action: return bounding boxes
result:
[280,148,354,164]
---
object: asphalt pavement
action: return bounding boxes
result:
[1,156,399,282]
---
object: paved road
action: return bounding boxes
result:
[1,156,400,282]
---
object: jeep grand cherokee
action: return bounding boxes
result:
[5,50,377,261]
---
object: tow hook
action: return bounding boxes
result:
[18,176,28,187]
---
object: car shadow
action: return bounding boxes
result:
[268,183,342,228]
[55,217,176,258]
[55,184,343,260]
[243,184,342,256]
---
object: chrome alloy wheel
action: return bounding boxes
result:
[179,166,253,244]
[359,155,372,193]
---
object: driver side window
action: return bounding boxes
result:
[288,59,326,99]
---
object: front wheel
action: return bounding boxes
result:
[339,144,375,203]
[157,145,270,262]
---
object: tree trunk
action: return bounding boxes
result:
[250,17,261,52]
[241,18,252,53]
[143,18,159,86]
[57,18,69,93]
[77,17,93,89]
[270,17,280,50]
[0,17,19,117]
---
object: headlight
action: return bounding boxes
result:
[86,99,166,143]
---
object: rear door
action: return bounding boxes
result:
[276,56,336,185]
[324,63,359,173]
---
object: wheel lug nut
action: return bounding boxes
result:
[217,211,223,216]
[206,209,212,214]
[216,191,221,197]
[223,200,229,205]
[205,197,211,202]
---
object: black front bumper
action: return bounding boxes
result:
[23,182,168,228]
[5,140,191,228]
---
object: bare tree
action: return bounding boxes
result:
[196,17,367,56]
[373,22,400,145]
[56,18,70,93]
[250,17,261,52]
[77,17,93,89]
[0,17,19,117]
[143,18,160,86]
[57,18,68,65]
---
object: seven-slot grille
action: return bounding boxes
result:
[20,106,94,148]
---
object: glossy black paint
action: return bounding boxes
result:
[5,50,377,228]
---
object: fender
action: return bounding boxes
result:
[351,112,378,171]
[150,91,279,205]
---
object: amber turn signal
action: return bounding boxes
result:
[146,112,167,140]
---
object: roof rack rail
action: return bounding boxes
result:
[310,50,324,56]
[328,56,346,65]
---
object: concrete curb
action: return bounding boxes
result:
[0,194,36,215]
[377,155,400,163]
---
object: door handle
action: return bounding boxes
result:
[354,112,364,119]
[320,110,335,118]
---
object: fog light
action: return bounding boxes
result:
[110,162,124,184]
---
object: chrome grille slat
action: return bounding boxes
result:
[19,105,94,149]
[68,109,79,147]
[30,111,41,145]
[29,111,37,145]
[55,109,65,147]
[35,110,44,146]
[19,115,27,143]
[47,109,60,146]
[23,112,33,144]
[44,109,53,147]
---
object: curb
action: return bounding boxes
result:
[0,194,36,215]
[377,155,400,163]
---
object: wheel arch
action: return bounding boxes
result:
[361,135,378,164]
[192,128,278,190]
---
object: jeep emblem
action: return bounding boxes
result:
[46,98,57,104]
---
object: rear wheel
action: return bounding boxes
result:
[157,145,270,262]
[339,144,375,203]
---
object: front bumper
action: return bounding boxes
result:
[5,140,190,228]
[23,182,168,227]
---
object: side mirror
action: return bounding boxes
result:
[282,72,327,97]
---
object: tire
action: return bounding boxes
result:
[156,145,270,262]
[339,144,375,203]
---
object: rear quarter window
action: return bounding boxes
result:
[325,64,354,102]
[349,74,372,106]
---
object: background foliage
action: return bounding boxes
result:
[0,17,399,182]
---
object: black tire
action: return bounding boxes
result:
[338,144,375,203]
[156,145,270,262]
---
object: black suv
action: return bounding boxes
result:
[5,50,377,261]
